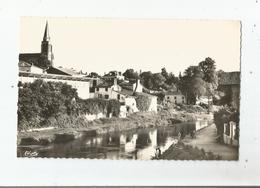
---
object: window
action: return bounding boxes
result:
[96,88,99,91]
[105,95,109,99]
[93,80,97,87]
[174,96,177,100]
[167,96,170,99]
[182,96,185,99]
[105,87,108,91]
[117,94,120,100]
[98,94,102,98]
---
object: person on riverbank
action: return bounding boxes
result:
[155,147,161,159]
[190,130,196,139]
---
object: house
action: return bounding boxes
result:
[95,79,139,114]
[102,71,125,82]
[94,78,157,114]
[163,91,186,105]
[218,71,240,110]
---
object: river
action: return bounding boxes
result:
[17,122,207,160]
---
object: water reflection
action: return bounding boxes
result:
[18,126,184,160]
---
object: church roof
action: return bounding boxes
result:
[46,66,80,76]
[19,53,41,67]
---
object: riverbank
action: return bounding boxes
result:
[157,141,222,160]
[182,123,239,160]
[157,123,238,160]
[17,108,212,146]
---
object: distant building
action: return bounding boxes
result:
[102,71,125,82]
[218,71,240,110]
[163,91,186,105]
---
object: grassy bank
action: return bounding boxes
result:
[17,109,212,146]
[156,142,222,160]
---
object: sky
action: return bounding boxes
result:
[20,17,241,75]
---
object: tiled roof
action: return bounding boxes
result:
[164,91,183,95]
[219,71,240,85]
[96,81,114,88]
[114,89,134,97]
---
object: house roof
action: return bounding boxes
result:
[219,71,240,85]
[134,92,157,98]
[96,81,114,88]
[116,88,134,96]
[164,91,183,95]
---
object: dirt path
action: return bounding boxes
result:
[182,124,238,160]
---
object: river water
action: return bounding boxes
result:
[17,123,199,160]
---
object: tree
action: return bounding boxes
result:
[88,72,100,78]
[123,69,139,80]
[199,57,217,85]
[152,73,166,89]
[140,71,154,89]
[165,72,179,88]
[161,67,169,80]
[179,66,205,104]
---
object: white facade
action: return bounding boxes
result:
[19,75,90,99]
[223,121,238,146]
[132,80,143,93]
[148,96,158,113]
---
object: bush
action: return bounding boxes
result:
[80,98,121,117]
[135,94,152,112]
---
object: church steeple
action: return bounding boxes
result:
[40,21,54,67]
[43,21,50,41]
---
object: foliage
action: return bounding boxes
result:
[87,72,100,78]
[152,73,166,89]
[199,57,217,84]
[123,69,139,80]
[135,94,152,112]
[18,80,121,130]
[140,68,179,91]
[178,57,218,105]
[179,66,206,104]
[79,98,120,117]
[140,71,154,89]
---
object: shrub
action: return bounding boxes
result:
[135,94,152,112]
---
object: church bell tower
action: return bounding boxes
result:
[41,21,54,67]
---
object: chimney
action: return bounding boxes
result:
[114,78,117,86]
[133,78,140,93]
